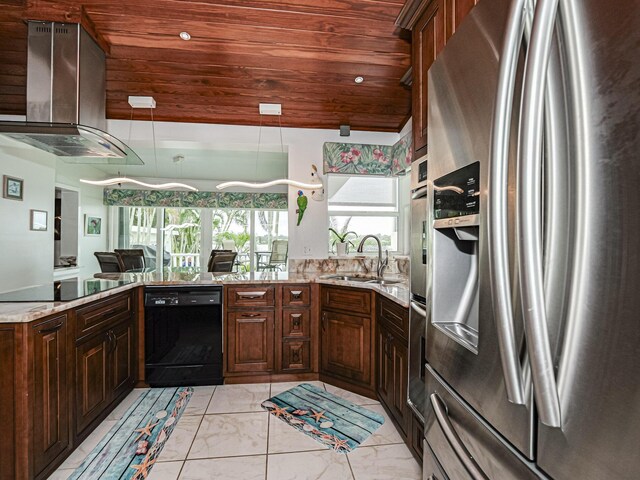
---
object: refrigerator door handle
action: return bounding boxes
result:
[430,393,490,480]
[517,0,562,428]
[411,300,427,318]
[488,0,527,406]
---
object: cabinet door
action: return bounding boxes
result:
[376,325,392,408]
[75,332,110,436]
[389,335,409,435]
[0,328,16,480]
[32,315,70,476]
[227,311,274,373]
[321,310,371,385]
[445,0,479,40]
[111,319,135,401]
[412,0,445,158]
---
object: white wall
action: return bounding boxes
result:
[0,116,109,291]
[107,120,401,259]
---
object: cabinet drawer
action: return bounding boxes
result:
[321,286,371,315]
[76,293,132,341]
[378,295,409,341]
[227,286,275,308]
[282,284,311,307]
[282,309,310,337]
[281,339,311,372]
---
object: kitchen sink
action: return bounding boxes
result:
[322,275,403,285]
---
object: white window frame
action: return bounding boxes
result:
[327,174,403,255]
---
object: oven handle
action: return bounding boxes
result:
[410,301,427,318]
[411,185,429,200]
[430,393,489,480]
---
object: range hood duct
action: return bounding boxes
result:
[0,21,143,165]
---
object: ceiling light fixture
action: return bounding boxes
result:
[216,104,323,193]
[179,31,191,41]
[354,76,364,84]
[80,97,198,192]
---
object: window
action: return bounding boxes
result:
[115,206,287,271]
[328,175,408,254]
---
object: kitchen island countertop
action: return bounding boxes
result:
[0,270,409,323]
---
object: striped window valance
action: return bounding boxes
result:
[323,133,413,177]
[103,188,288,209]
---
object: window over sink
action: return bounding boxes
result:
[328,174,410,255]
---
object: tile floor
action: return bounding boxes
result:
[49,382,422,480]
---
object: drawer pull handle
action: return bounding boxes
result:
[38,322,63,334]
[430,393,489,480]
[241,313,261,318]
[290,290,302,298]
[237,292,266,299]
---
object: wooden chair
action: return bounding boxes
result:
[208,251,237,273]
[264,239,288,271]
[94,252,122,273]
[114,249,146,272]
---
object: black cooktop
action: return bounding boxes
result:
[0,278,135,303]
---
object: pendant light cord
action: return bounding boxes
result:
[151,108,158,179]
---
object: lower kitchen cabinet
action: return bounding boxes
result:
[322,310,371,385]
[409,411,425,463]
[226,310,275,373]
[75,314,136,439]
[31,314,71,478]
[377,322,409,436]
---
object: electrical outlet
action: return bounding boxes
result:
[303,246,312,255]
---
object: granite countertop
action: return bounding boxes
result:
[0,270,409,324]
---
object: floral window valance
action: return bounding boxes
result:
[323,133,413,176]
[103,188,288,209]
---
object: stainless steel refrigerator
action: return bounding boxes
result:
[422,0,640,478]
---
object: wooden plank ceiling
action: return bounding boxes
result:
[0,0,411,131]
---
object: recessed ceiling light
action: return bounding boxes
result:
[354,76,364,84]
[179,31,191,41]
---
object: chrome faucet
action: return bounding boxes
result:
[356,235,389,278]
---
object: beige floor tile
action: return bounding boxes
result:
[269,381,325,397]
[267,413,327,454]
[158,415,203,461]
[207,383,271,414]
[180,456,266,480]
[147,461,184,480]
[183,386,216,416]
[348,444,422,480]
[323,383,380,406]
[359,404,404,447]
[58,419,118,469]
[267,450,354,480]
[188,412,268,459]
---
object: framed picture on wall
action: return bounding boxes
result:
[85,215,102,236]
[30,210,48,231]
[3,175,23,201]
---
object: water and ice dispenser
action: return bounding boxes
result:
[431,162,480,353]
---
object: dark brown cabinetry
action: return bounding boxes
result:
[74,293,136,440]
[320,286,376,397]
[0,288,138,480]
[399,0,479,161]
[376,296,410,437]
[31,314,71,477]
[411,0,445,159]
[227,310,275,373]
[224,284,316,382]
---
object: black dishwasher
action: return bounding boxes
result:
[144,285,223,387]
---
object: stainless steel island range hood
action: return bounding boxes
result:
[0,21,143,165]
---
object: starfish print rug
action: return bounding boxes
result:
[261,383,384,453]
[69,386,193,479]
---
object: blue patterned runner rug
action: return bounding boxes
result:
[261,383,384,453]
[69,387,193,480]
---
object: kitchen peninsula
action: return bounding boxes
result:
[0,269,416,479]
